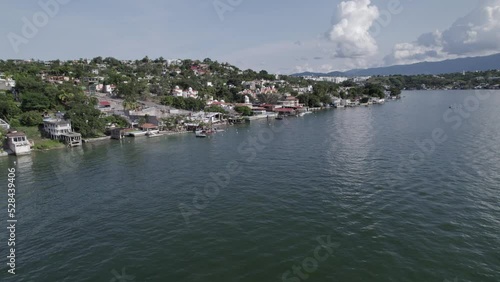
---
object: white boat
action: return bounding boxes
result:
[195,130,207,138]
[129,130,159,137]
[147,131,164,138]
[128,130,148,137]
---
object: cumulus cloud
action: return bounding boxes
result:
[385,0,500,65]
[327,0,380,58]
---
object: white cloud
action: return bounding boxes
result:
[385,0,500,65]
[327,0,380,58]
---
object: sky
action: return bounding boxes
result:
[1,0,499,74]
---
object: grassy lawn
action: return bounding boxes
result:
[16,126,65,151]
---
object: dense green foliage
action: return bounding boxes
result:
[160,96,206,111]
[20,111,43,126]
[64,95,104,138]
[234,106,252,116]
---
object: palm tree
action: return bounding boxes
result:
[58,91,74,104]
[123,100,138,111]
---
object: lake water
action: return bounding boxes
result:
[1,90,499,282]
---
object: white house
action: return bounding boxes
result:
[172,86,199,98]
[0,74,16,91]
[278,96,301,108]
[43,119,73,139]
[43,118,82,146]
[6,131,31,156]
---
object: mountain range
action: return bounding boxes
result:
[293,53,500,77]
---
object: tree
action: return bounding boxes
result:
[308,95,321,107]
[0,99,21,121]
[364,83,385,98]
[65,102,104,138]
[234,106,252,116]
[390,87,402,97]
[92,56,103,64]
[102,115,129,128]
[20,111,43,126]
[123,99,139,111]
[21,92,51,112]
[257,93,281,104]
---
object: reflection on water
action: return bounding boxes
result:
[0,91,499,282]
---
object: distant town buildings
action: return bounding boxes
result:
[0,73,15,91]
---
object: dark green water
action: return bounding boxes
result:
[1,90,499,282]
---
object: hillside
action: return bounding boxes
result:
[294,53,500,77]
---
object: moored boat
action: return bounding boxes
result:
[195,130,207,138]
[147,131,164,138]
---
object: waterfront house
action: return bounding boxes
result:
[274,108,296,117]
[5,131,31,156]
[140,123,158,131]
[43,118,82,146]
[251,107,267,116]
[44,118,72,139]
[43,118,81,144]
[111,128,127,140]
[278,96,301,108]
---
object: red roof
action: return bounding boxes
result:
[99,101,111,106]
[141,123,158,129]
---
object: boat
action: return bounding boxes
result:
[195,130,207,138]
[129,129,159,137]
[147,131,164,138]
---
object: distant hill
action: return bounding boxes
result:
[293,53,500,77]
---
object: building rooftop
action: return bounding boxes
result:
[6,131,27,138]
[61,132,81,137]
[140,123,158,129]
[43,118,71,125]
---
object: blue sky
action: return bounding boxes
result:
[2,0,498,74]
